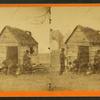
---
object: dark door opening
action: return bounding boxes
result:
[6,46,18,64]
[78,46,89,63]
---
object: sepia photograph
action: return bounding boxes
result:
[0,6,100,92]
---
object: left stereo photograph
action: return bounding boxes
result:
[0,7,51,91]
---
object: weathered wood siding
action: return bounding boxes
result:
[0,27,18,64]
[65,27,89,63]
[89,46,100,64]
[66,45,78,64]
[0,46,6,64]
[0,27,38,65]
[33,45,38,55]
[0,28,18,44]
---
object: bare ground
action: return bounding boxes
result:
[0,71,100,91]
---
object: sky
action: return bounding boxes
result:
[51,7,100,42]
[0,7,50,53]
[0,7,100,53]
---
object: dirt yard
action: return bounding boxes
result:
[51,72,100,91]
[0,71,100,91]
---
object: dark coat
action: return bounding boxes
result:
[60,52,65,68]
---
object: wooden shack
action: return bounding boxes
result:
[65,25,100,65]
[0,25,38,65]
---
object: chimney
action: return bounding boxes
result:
[26,31,32,36]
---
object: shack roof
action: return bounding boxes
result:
[65,25,100,45]
[0,25,38,47]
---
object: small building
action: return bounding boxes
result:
[65,25,100,65]
[0,25,38,65]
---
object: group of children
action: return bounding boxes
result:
[67,59,94,75]
[0,50,33,76]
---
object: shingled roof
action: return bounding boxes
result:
[0,25,38,47]
[65,25,100,45]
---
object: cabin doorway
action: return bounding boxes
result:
[78,46,89,63]
[6,46,18,64]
